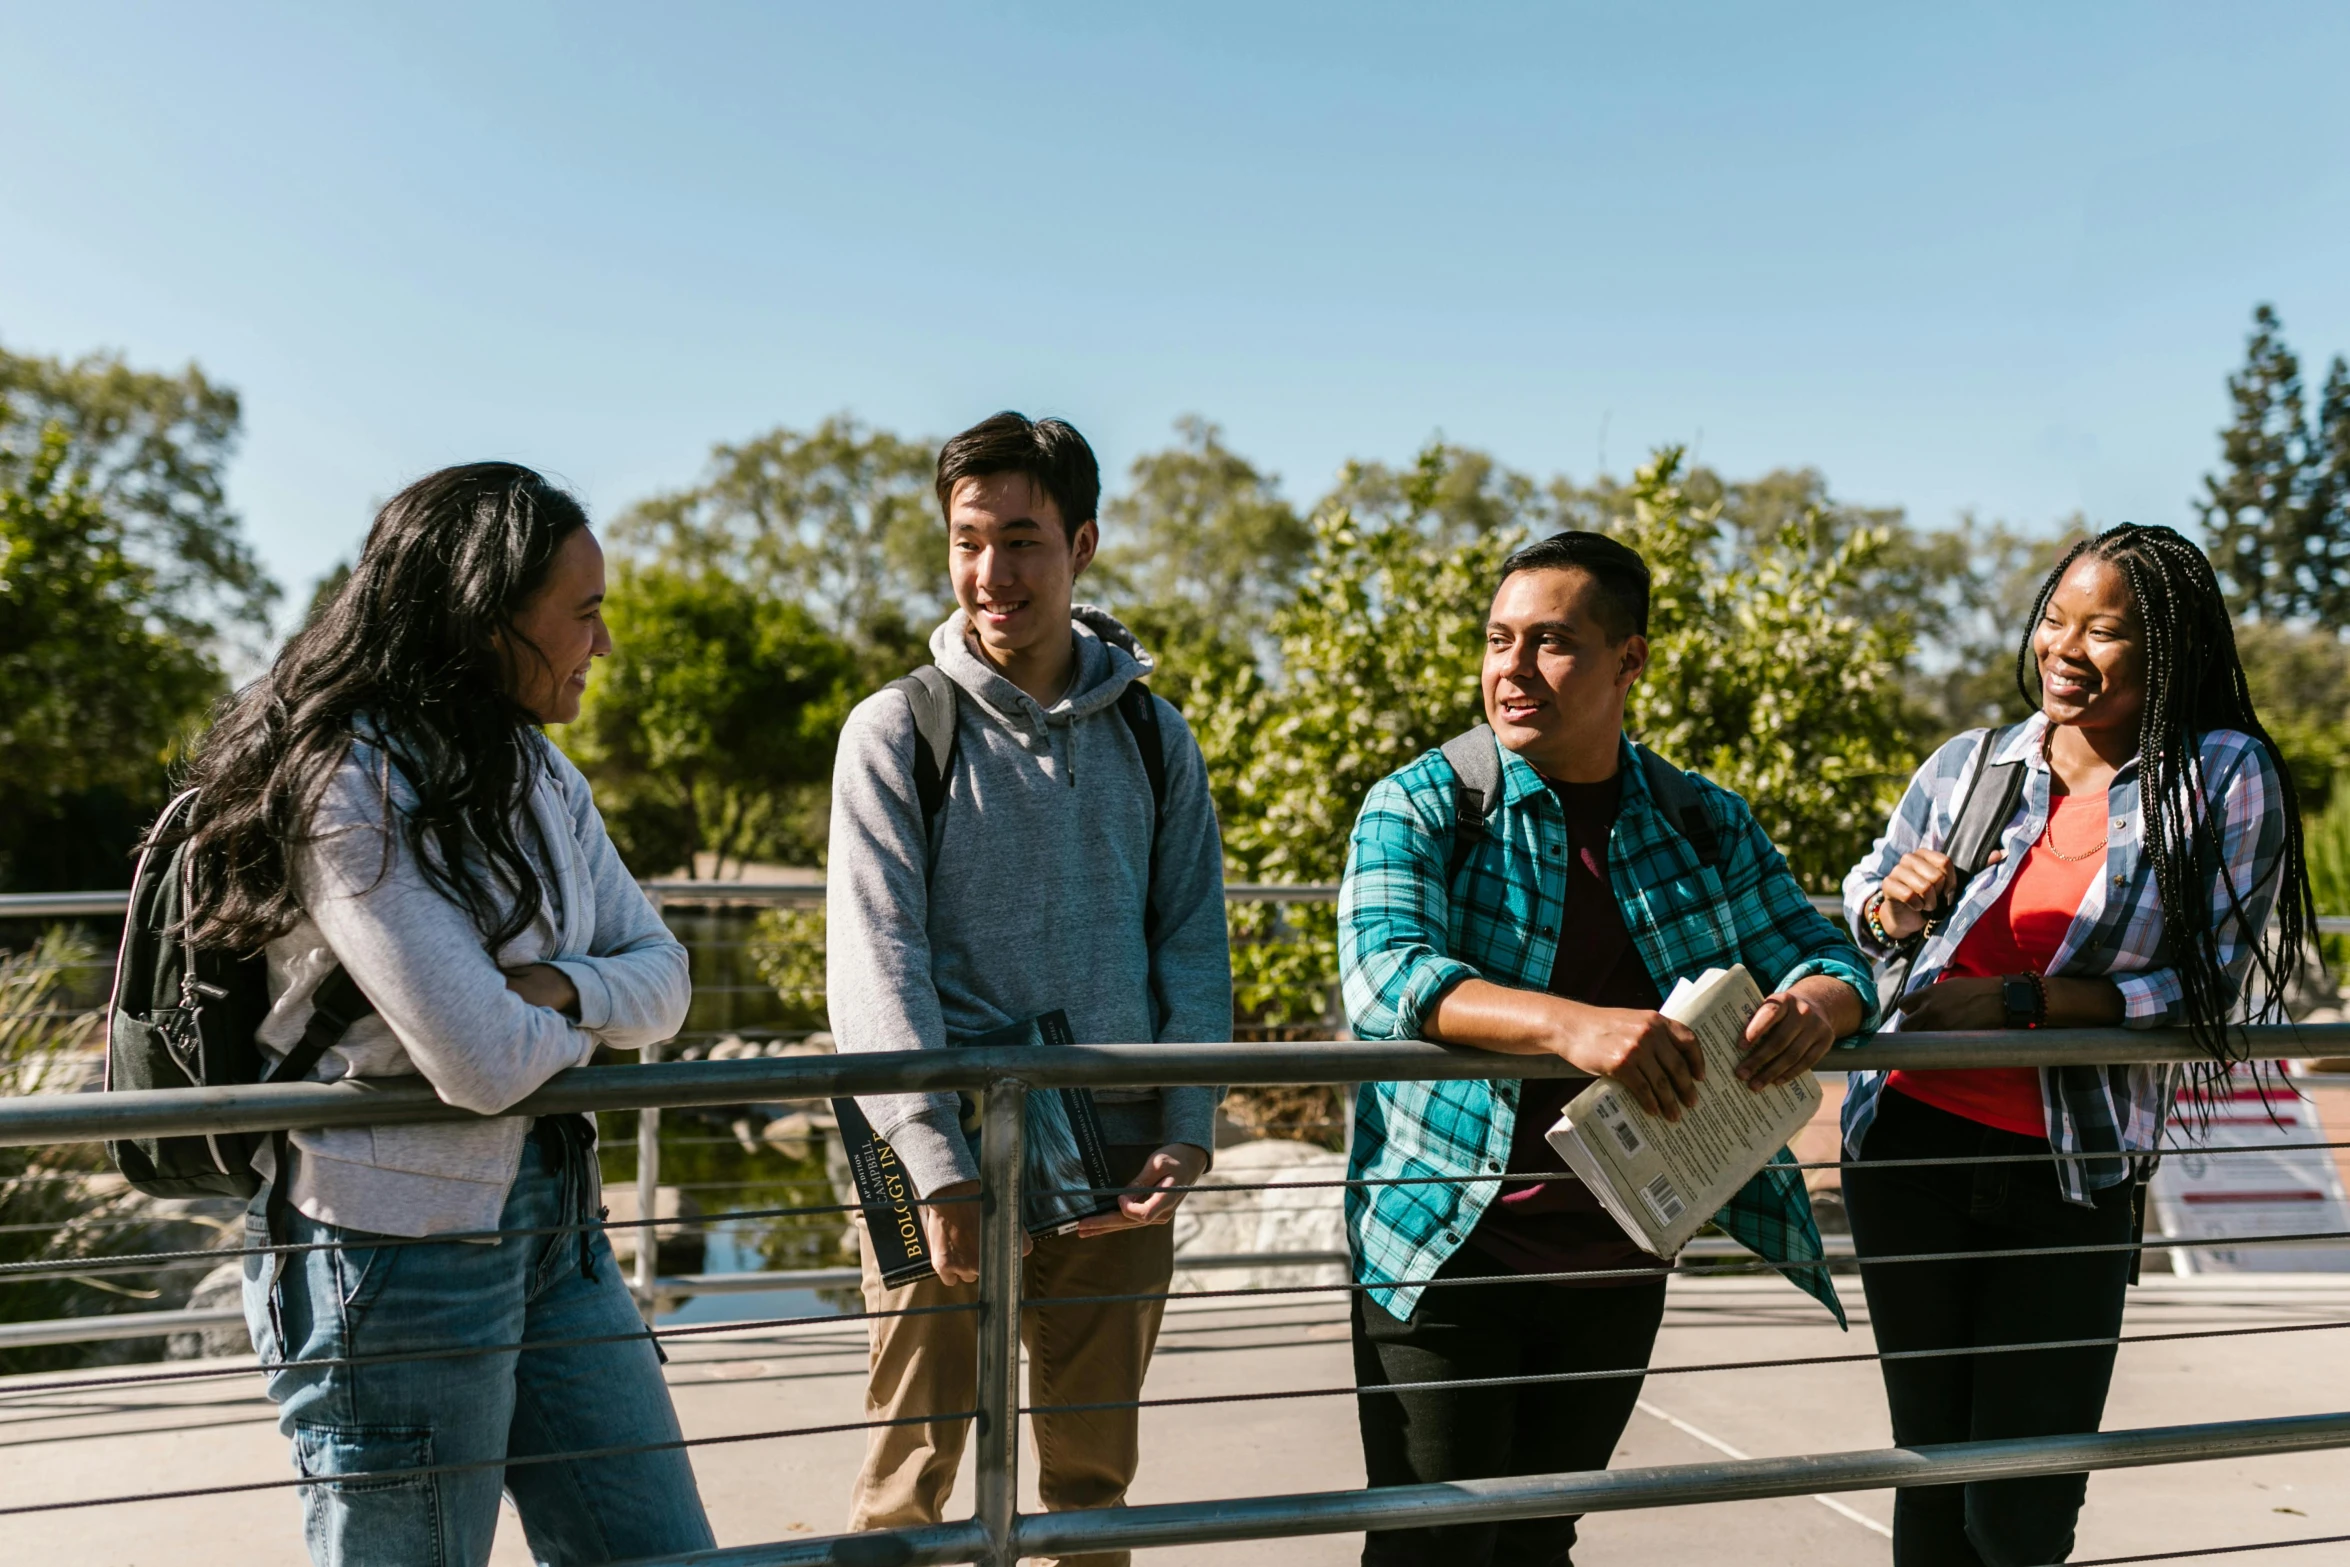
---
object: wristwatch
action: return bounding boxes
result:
[2000,974,2046,1030]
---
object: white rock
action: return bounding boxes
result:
[1169,1138,1349,1295]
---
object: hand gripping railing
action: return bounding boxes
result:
[7,1025,2350,1566]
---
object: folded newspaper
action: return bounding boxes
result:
[1544,963,1820,1259]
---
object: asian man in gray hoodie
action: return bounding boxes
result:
[827,411,1231,1563]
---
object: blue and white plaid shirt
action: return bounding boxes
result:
[1339,734,1880,1323]
[1840,715,2291,1202]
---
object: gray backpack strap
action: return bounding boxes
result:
[885,666,960,839]
[1633,744,1722,869]
[1945,724,2029,877]
[1879,723,2028,1001]
[1440,725,1503,885]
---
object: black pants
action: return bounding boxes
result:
[1353,1244,1669,1567]
[1844,1089,2136,1567]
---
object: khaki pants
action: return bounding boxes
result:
[847,1218,1175,1567]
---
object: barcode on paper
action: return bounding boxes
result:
[1639,1173,1686,1226]
[1596,1093,1645,1156]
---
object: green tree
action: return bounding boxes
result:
[562,564,860,878]
[1094,416,1311,639]
[616,416,941,673]
[1190,445,1921,1024]
[1194,446,1519,1025]
[303,560,353,627]
[0,340,276,646]
[0,419,221,889]
[1614,449,1918,890]
[2233,621,2350,808]
[2303,356,2350,625]
[1319,440,1544,547]
[1092,418,1299,792]
[2200,305,2315,619]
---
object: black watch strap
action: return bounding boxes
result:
[2001,974,2039,1030]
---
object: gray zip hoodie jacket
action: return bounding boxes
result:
[828,606,1231,1196]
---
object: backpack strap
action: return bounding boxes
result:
[261,964,375,1087]
[886,666,1172,858]
[1945,724,2030,877]
[886,666,961,838]
[1634,744,1723,869]
[1876,722,2029,1004]
[1115,682,1169,825]
[1440,725,1504,885]
[1440,728,1725,885]
[261,963,376,1245]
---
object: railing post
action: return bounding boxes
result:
[633,1037,661,1322]
[976,1079,1027,1567]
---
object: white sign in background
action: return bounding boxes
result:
[2150,1069,2350,1274]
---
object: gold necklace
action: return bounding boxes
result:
[2039,803,2109,862]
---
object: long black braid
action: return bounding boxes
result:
[2013,524,2315,1102]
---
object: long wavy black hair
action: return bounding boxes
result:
[168,462,592,954]
[2015,523,2314,1076]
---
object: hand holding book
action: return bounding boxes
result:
[916,1178,1030,1285]
[1547,964,1829,1259]
[1075,1142,1209,1236]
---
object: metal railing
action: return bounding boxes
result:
[6,1026,2350,1564]
[15,881,2350,924]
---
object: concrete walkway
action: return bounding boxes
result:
[6,1273,2349,1565]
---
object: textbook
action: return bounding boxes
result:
[833,1010,1121,1287]
[1544,963,1821,1259]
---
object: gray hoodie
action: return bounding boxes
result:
[828,606,1231,1195]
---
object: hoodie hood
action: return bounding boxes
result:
[930,603,1156,731]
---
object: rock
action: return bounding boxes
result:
[762,1111,818,1159]
[765,1036,833,1058]
[709,1037,749,1061]
[1169,1138,1350,1294]
[165,1260,252,1361]
[600,1184,707,1276]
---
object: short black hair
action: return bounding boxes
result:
[934,411,1100,542]
[1495,530,1651,642]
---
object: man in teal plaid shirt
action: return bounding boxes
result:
[1337,530,1878,1567]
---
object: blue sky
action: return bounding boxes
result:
[6,3,2348,625]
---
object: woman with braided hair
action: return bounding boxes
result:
[1840,522,2310,1566]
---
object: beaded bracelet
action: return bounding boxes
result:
[1863,890,1899,948]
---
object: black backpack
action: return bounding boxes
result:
[106,789,378,1199]
[885,664,1170,846]
[1438,724,1722,884]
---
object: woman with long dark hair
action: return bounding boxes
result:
[1841,523,2309,1566]
[177,464,712,1565]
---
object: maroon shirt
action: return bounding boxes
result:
[1462,771,1668,1287]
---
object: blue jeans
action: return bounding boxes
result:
[243,1134,715,1567]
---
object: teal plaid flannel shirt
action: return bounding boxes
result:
[1337,734,1880,1324]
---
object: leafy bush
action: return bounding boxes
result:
[0,930,184,1373]
[1172,446,1919,1027]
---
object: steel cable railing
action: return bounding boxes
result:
[4,1030,2350,1563]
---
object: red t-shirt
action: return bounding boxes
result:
[1887,789,2108,1137]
